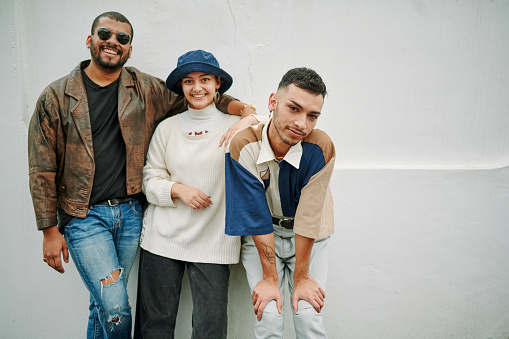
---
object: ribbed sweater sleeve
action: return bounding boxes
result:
[143,119,177,207]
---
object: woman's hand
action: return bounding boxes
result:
[171,183,212,209]
[218,115,259,147]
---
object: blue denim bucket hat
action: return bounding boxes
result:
[166,49,233,96]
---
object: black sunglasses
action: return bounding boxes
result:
[96,28,131,45]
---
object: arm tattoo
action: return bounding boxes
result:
[261,242,276,265]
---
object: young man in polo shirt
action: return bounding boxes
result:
[225,67,335,338]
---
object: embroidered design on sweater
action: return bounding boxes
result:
[187,130,209,135]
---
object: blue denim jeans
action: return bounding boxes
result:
[64,200,142,339]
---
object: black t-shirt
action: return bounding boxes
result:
[82,70,127,204]
[57,71,128,228]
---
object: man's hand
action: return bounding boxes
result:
[251,234,281,320]
[42,226,69,274]
[252,277,282,321]
[292,276,326,313]
[292,233,325,313]
[218,115,259,147]
[172,183,212,210]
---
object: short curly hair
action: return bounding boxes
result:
[278,67,327,98]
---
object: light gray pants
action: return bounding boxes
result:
[241,225,329,339]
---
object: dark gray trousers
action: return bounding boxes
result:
[136,248,230,339]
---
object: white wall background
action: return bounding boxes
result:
[1,0,508,338]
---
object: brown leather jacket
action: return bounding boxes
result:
[28,61,233,230]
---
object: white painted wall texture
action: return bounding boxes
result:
[1,0,508,338]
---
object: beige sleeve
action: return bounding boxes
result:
[293,157,335,239]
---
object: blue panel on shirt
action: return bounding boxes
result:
[279,141,326,217]
[225,154,274,236]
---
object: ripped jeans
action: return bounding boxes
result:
[65,200,142,339]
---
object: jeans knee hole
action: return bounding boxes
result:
[101,269,122,286]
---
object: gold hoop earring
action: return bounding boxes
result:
[214,91,220,104]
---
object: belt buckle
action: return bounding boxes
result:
[278,217,292,228]
[107,199,117,207]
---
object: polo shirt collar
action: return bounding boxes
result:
[257,119,302,169]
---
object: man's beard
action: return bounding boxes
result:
[273,105,305,147]
[90,40,129,70]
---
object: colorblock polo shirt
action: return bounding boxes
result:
[225,120,335,239]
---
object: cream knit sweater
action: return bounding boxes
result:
[141,105,241,264]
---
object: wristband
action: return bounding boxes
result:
[240,104,256,116]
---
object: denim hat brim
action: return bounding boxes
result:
[165,62,233,97]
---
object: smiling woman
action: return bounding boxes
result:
[180,72,221,109]
[137,50,242,338]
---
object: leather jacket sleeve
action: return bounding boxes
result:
[28,88,60,230]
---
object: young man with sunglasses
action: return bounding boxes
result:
[28,11,255,338]
[225,68,335,338]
